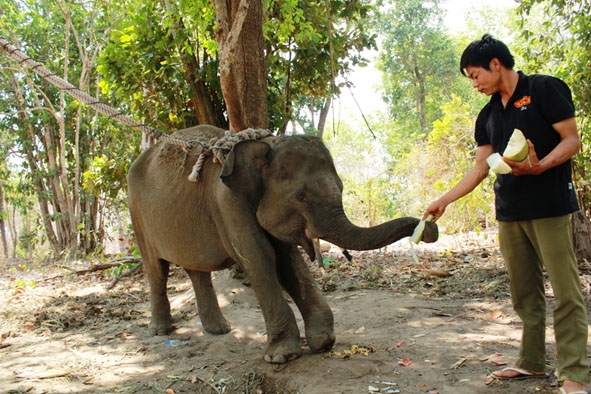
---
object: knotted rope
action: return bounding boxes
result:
[188,128,272,182]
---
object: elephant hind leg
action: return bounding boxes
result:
[184,269,231,335]
[145,258,173,336]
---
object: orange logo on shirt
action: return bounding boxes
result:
[514,96,532,108]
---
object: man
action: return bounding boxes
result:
[424,34,589,394]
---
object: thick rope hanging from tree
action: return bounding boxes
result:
[0,37,200,150]
[0,37,273,182]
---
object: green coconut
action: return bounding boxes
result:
[503,128,528,162]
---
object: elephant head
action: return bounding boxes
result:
[220,134,438,258]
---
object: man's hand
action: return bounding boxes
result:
[507,118,580,176]
[424,200,447,223]
[505,140,543,175]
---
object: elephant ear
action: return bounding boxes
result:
[220,140,271,202]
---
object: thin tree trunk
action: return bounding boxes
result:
[13,49,74,257]
[59,2,78,256]
[572,210,591,267]
[317,97,331,140]
[413,63,427,133]
[214,0,268,131]
[10,74,60,252]
[9,204,17,259]
[0,181,8,258]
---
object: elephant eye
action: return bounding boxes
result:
[295,192,307,202]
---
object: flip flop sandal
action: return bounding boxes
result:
[558,388,590,394]
[491,366,550,380]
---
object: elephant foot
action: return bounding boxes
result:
[306,331,335,353]
[149,319,173,336]
[304,309,335,353]
[263,338,302,364]
[200,316,231,335]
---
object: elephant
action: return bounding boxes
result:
[127,124,438,364]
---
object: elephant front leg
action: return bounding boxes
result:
[264,324,302,364]
[219,210,301,363]
[248,269,302,364]
[145,259,173,335]
[275,244,335,353]
[184,269,231,334]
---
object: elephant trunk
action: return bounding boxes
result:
[310,210,437,251]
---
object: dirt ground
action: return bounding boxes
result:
[1,232,590,394]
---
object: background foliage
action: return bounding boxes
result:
[0,0,589,259]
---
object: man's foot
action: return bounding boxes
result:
[491,366,549,380]
[557,380,589,394]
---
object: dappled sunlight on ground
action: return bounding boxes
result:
[1,232,589,393]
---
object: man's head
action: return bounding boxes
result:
[460,34,514,77]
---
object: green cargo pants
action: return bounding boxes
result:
[498,215,589,384]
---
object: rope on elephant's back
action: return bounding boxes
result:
[187,128,273,182]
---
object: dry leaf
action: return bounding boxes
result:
[491,310,503,319]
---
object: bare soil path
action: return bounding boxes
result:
[1,232,590,394]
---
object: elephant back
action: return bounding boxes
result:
[140,125,273,184]
[153,125,227,178]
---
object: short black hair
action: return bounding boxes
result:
[459,34,515,76]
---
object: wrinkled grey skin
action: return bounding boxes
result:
[127,125,438,364]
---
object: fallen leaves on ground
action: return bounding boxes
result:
[326,344,377,359]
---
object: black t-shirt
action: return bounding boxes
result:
[474,71,579,221]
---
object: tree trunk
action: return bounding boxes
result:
[9,204,17,259]
[572,210,591,267]
[58,3,78,256]
[0,181,8,258]
[413,63,427,134]
[214,0,268,131]
[317,97,331,139]
[10,74,60,251]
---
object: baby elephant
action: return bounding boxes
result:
[127,125,438,364]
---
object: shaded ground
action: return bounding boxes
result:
[1,232,590,394]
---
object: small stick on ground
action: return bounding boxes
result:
[107,261,143,290]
